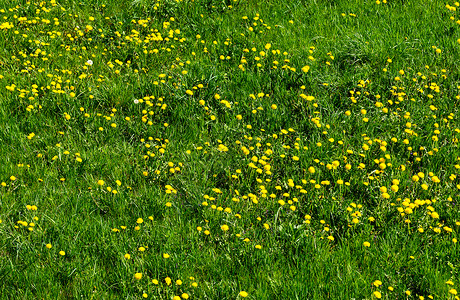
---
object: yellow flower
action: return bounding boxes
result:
[134,273,142,280]
[300,94,315,101]
[373,291,382,298]
[363,241,370,247]
[373,280,382,287]
[163,253,170,258]
[124,253,131,259]
[239,291,249,297]
[165,277,172,285]
[10,176,16,181]
[46,243,52,249]
[301,65,310,73]
[59,251,65,256]
[221,224,229,231]
[97,180,105,186]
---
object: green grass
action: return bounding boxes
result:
[1,0,460,299]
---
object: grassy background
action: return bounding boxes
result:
[1,0,460,298]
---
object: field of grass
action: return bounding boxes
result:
[1,0,460,298]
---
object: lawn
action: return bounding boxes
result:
[1,0,460,299]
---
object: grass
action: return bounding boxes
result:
[1,0,460,299]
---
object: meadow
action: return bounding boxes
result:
[1,0,460,298]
